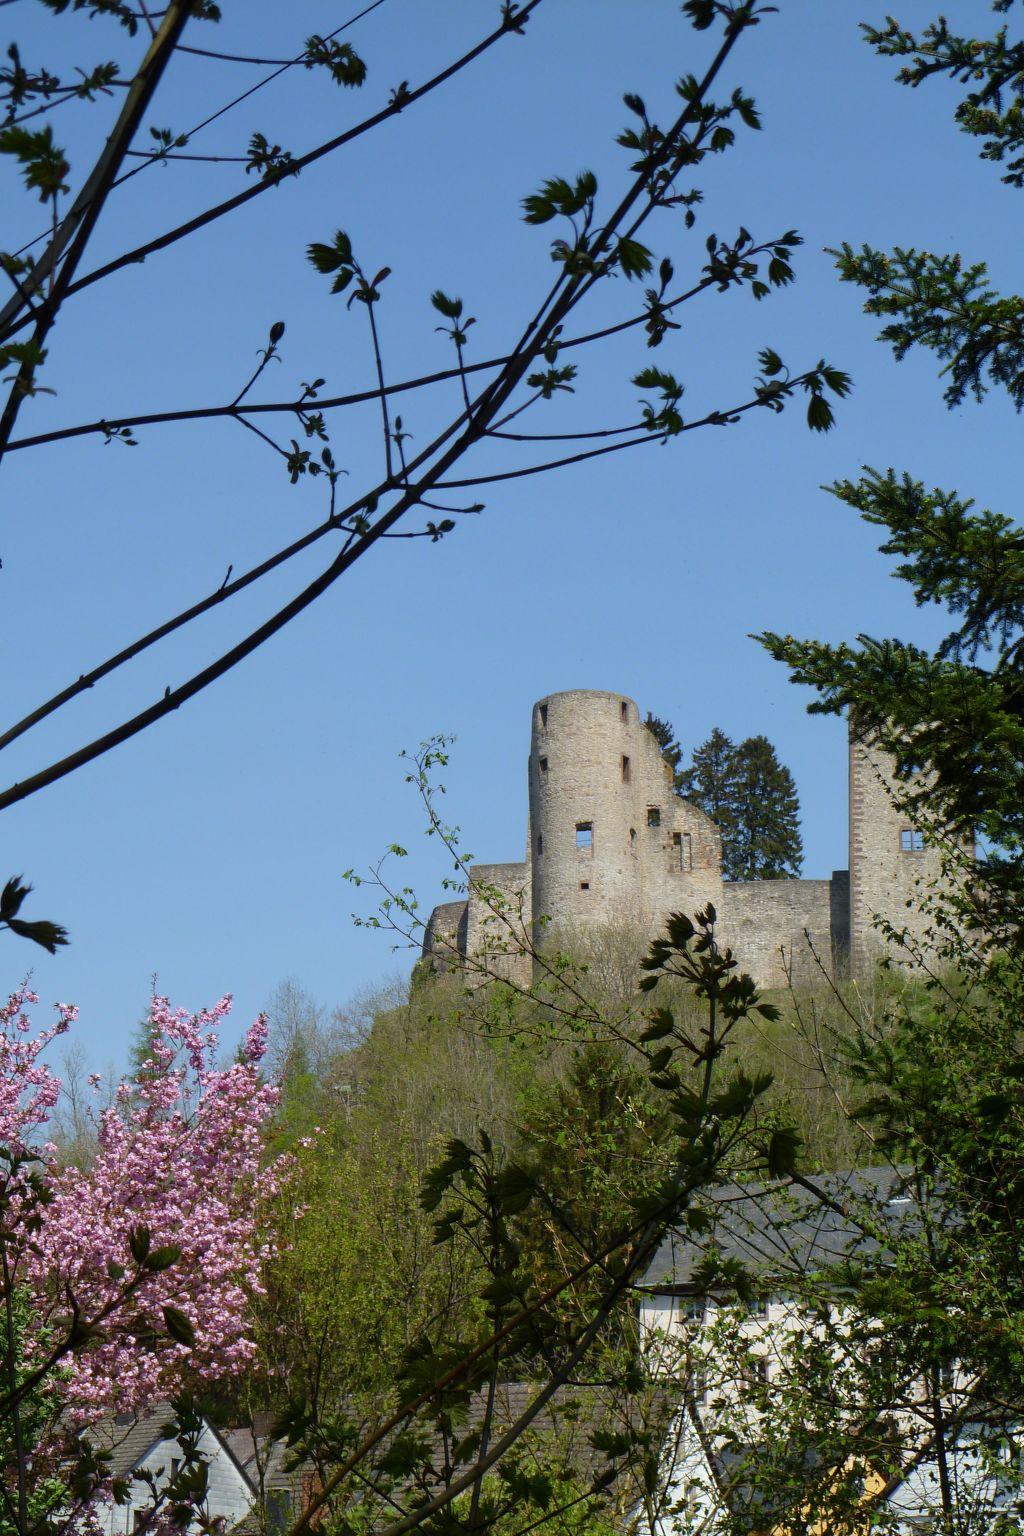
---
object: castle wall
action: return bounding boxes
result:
[718,878,835,990]
[465,862,532,987]
[635,718,724,923]
[848,731,947,975]
[419,691,962,993]
[421,900,468,972]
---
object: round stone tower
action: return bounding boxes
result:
[529,690,649,942]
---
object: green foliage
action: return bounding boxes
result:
[0,123,68,201]
[307,229,356,294]
[0,875,68,953]
[521,172,598,225]
[729,734,803,880]
[742,18,1024,1516]
[758,467,1024,932]
[302,35,367,88]
[833,242,1024,409]
[0,1292,67,1536]
[667,727,803,880]
[866,8,1024,187]
[832,9,1024,412]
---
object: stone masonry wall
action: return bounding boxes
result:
[419,690,960,990]
[718,878,835,990]
[528,691,725,950]
[465,862,532,987]
[848,732,947,974]
[421,900,468,972]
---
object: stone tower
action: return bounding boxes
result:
[527,689,721,950]
[848,725,948,974]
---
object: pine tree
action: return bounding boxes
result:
[730,734,803,879]
[677,728,741,858]
[677,728,802,880]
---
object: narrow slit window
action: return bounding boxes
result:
[620,701,628,722]
[647,807,661,828]
[621,754,631,783]
[580,881,590,891]
[539,703,548,729]
[576,822,593,850]
[537,834,543,855]
[629,827,637,845]
[539,756,548,773]
[900,828,924,853]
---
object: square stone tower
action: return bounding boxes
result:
[848,724,949,975]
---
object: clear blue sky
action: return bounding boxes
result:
[1,1,1016,1067]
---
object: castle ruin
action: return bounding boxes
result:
[422,689,947,988]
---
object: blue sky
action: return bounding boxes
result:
[1,0,1017,1066]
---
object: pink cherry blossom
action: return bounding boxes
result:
[0,985,284,1437]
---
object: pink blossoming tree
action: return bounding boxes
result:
[0,985,281,1534]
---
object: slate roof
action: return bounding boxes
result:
[88,1404,305,1503]
[89,1407,186,1480]
[640,1166,928,1292]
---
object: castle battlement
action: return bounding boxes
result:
[422,691,948,988]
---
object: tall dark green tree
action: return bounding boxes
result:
[752,8,1024,1501]
[730,734,803,880]
[677,728,739,834]
[761,0,1024,940]
[674,728,802,880]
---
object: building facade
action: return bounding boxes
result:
[421,689,949,988]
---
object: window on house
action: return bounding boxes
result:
[266,1491,292,1536]
[539,703,548,729]
[580,881,590,891]
[683,1296,705,1323]
[748,1297,768,1318]
[539,756,548,773]
[647,807,661,828]
[621,701,628,722]
[741,1356,770,1387]
[621,754,630,782]
[576,822,593,850]
[900,828,925,852]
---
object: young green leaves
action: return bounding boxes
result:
[521,170,597,224]
[635,366,684,436]
[302,35,367,89]
[307,229,357,294]
[0,874,69,953]
[0,123,69,201]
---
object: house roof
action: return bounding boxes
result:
[89,1410,177,1480]
[88,1404,303,1496]
[640,1166,928,1292]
